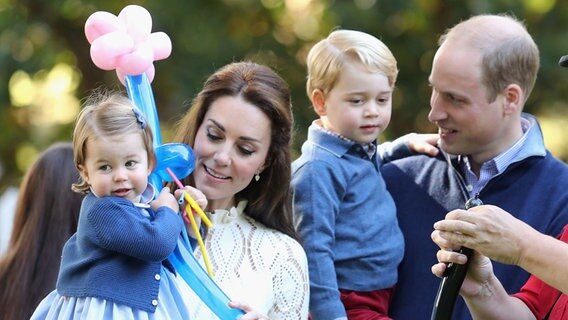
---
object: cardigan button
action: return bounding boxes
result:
[152,299,158,306]
[155,274,161,281]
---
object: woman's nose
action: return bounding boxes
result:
[213,147,232,166]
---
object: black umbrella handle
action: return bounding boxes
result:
[431,194,483,320]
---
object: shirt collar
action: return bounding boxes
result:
[309,120,377,158]
[460,113,546,194]
[134,184,155,208]
[208,200,248,225]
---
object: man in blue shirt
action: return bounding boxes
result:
[382,14,568,320]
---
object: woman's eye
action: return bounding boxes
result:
[207,132,222,141]
[238,146,254,156]
[205,128,222,141]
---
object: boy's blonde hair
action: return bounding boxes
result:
[72,90,155,193]
[306,29,398,97]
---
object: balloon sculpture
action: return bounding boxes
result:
[84,5,244,319]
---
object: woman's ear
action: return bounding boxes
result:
[311,89,327,116]
[258,161,268,174]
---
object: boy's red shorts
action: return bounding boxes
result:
[307,286,395,320]
[339,286,395,320]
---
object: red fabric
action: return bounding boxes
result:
[338,286,395,320]
[512,226,568,319]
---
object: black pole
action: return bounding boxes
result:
[430,194,483,320]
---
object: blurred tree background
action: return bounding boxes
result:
[1,0,567,193]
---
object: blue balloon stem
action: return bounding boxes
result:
[125,74,164,193]
[124,72,242,319]
[125,74,163,146]
[170,229,245,319]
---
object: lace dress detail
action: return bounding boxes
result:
[187,201,309,319]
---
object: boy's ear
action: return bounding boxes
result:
[311,89,327,116]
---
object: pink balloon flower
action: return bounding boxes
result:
[84,5,172,84]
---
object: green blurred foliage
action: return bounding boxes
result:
[1,0,567,191]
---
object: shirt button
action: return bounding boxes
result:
[155,274,161,281]
[466,185,473,192]
[152,299,158,306]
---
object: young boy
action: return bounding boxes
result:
[292,29,405,320]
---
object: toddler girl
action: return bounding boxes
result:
[32,90,203,319]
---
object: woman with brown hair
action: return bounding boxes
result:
[173,61,309,319]
[0,142,83,320]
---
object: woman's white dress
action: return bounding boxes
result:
[186,201,310,320]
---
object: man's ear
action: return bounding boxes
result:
[502,83,522,115]
[78,164,89,184]
[311,89,327,116]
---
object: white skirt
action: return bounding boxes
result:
[31,249,195,320]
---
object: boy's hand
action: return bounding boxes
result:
[407,133,440,156]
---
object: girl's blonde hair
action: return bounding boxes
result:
[306,29,398,98]
[72,90,155,193]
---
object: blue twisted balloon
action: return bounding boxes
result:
[125,74,163,190]
[125,74,244,320]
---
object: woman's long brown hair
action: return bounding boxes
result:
[0,142,83,320]
[173,61,300,242]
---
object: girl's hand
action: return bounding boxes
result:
[150,187,178,213]
[228,301,269,320]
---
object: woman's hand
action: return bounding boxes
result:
[174,185,207,238]
[229,301,270,320]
